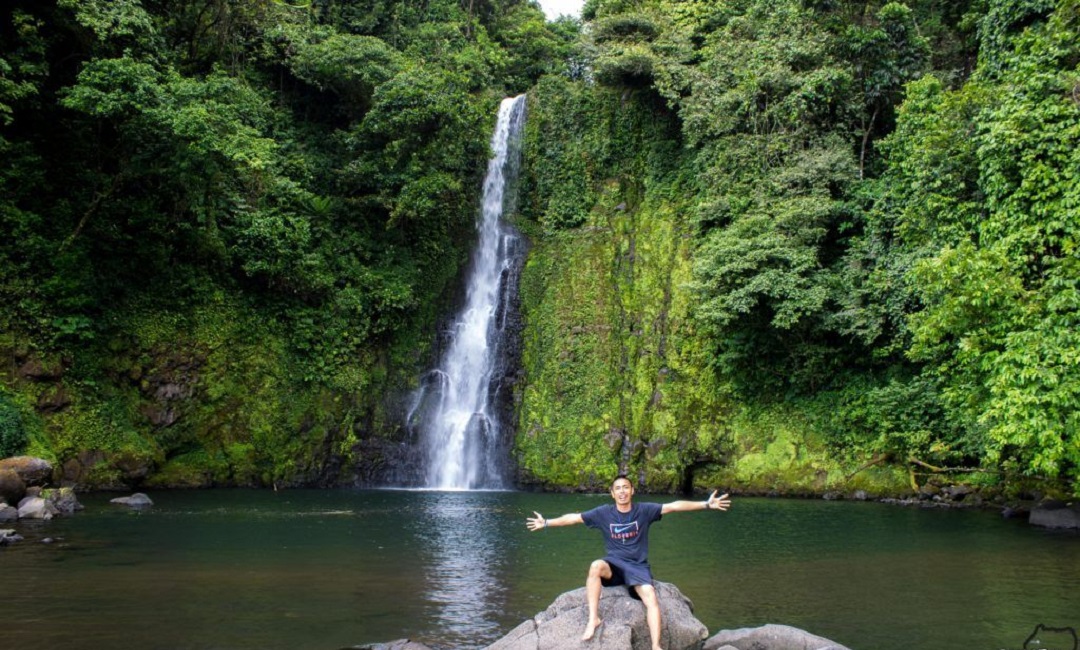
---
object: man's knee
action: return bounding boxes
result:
[587,560,611,579]
[635,584,659,606]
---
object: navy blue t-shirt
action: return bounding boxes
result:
[581,501,663,566]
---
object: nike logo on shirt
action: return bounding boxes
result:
[610,521,639,541]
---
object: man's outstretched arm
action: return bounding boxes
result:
[526,511,584,531]
[661,490,731,515]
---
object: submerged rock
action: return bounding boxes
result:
[704,624,852,650]
[1029,501,1080,530]
[110,493,154,508]
[487,581,707,650]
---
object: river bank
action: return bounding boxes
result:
[5,452,1080,536]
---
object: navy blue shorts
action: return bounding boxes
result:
[601,557,654,594]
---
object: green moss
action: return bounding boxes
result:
[0,279,419,489]
[43,401,157,461]
[514,79,926,498]
[145,449,227,488]
[516,81,736,491]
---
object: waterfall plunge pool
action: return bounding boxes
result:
[3,489,1078,649]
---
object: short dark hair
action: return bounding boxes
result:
[610,474,631,488]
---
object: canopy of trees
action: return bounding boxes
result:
[2,0,1077,496]
[0,0,575,484]
[516,0,1079,496]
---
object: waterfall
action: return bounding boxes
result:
[408,94,527,490]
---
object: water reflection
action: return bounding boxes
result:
[413,491,508,648]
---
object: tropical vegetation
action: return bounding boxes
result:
[1,0,1077,496]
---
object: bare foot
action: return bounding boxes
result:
[581,618,603,641]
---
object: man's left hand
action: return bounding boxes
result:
[705,490,731,511]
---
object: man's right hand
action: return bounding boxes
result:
[526,511,546,531]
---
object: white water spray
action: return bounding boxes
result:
[410,95,527,490]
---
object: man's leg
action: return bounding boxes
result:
[582,559,611,641]
[634,583,663,650]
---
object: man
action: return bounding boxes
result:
[526,475,731,650]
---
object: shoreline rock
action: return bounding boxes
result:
[1029,501,1080,530]
[17,496,58,520]
[0,457,86,540]
[0,456,54,486]
[0,468,27,505]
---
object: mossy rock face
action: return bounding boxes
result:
[40,487,82,514]
[515,84,731,492]
[1,287,420,489]
[512,84,942,498]
[16,356,66,382]
[844,466,910,497]
[144,449,226,489]
[58,448,160,490]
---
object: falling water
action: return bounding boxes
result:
[408,95,527,490]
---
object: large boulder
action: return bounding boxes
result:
[1029,501,1080,529]
[487,582,708,650]
[704,624,852,650]
[0,456,53,486]
[0,468,26,505]
[17,496,59,520]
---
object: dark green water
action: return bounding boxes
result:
[3,490,1078,650]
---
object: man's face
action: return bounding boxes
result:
[610,478,634,506]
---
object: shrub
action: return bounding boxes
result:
[0,392,27,458]
[592,14,660,43]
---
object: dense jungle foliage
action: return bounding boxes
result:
[0,0,575,486]
[2,0,1077,496]
[513,0,1079,497]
